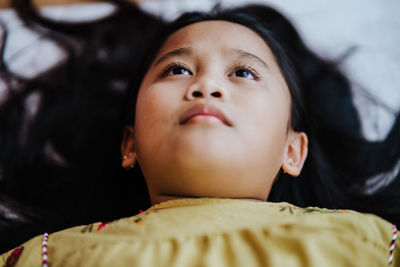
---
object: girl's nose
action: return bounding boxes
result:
[184,78,225,101]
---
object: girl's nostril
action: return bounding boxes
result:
[193,91,203,97]
[211,92,221,98]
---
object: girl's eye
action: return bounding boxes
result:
[229,67,259,80]
[232,69,253,79]
[162,64,192,77]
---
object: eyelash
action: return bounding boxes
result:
[160,62,261,80]
[229,64,260,80]
[160,62,192,77]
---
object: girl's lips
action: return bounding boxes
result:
[186,113,225,125]
[180,103,232,126]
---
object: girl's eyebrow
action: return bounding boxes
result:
[228,48,270,70]
[154,47,192,66]
[153,47,269,70]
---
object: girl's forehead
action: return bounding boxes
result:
[155,20,275,63]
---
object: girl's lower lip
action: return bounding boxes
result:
[185,114,225,125]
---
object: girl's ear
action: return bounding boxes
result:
[281,131,308,177]
[121,125,137,169]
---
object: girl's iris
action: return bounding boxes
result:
[171,67,191,75]
[233,69,253,79]
[163,65,192,77]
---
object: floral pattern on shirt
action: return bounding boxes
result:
[3,246,24,267]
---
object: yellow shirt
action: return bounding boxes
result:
[1,198,399,266]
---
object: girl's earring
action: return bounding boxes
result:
[282,159,295,174]
[122,155,135,170]
[289,159,295,167]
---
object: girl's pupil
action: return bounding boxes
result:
[236,69,250,78]
[173,67,189,75]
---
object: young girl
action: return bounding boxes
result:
[1,3,399,266]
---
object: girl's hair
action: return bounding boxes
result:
[0,0,399,253]
[0,0,164,252]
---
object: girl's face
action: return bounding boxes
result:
[122,20,308,204]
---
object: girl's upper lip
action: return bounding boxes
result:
[180,103,232,126]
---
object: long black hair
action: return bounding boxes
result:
[0,0,164,253]
[0,0,399,253]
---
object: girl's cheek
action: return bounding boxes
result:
[137,84,174,128]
